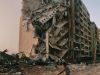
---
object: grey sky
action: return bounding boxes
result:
[0,0,21,53]
[0,0,99,53]
[82,0,100,28]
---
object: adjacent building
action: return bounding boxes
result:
[96,29,100,61]
[74,0,92,57]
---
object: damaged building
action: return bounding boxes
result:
[19,0,100,63]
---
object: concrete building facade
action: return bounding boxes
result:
[96,28,100,60]
[19,0,99,62]
[74,0,92,57]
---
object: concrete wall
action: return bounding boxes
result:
[19,0,43,57]
[19,16,38,57]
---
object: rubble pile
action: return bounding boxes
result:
[0,50,33,74]
[0,50,100,75]
[0,50,60,75]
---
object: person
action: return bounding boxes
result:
[63,62,70,75]
[58,60,70,75]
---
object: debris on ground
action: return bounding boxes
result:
[0,50,100,75]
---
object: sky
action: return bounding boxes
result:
[0,0,21,53]
[0,0,99,54]
[82,0,100,28]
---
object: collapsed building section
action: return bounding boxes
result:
[19,0,100,63]
[19,0,70,61]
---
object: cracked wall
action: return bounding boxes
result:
[19,0,42,57]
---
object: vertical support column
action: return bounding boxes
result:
[68,0,75,62]
[70,0,75,48]
[46,31,49,59]
[41,0,44,4]
[68,0,75,48]
[93,38,97,64]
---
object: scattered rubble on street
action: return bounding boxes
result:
[0,50,100,75]
[70,64,100,75]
